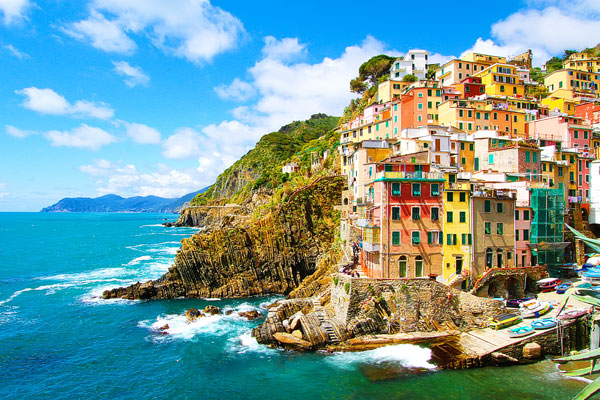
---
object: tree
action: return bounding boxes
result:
[530,67,545,84]
[426,64,439,80]
[349,54,396,94]
[402,74,418,83]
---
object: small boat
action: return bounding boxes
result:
[521,302,552,319]
[557,309,588,320]
[582,270,600,285]
[520,299,540,309]
[556,282,573,294]
[531,318,557,330]
[506,297,536,308]
[489,313,522,330]
[508,325,535,338]
[537,278,561,292]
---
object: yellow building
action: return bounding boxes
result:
[474,64,525,97]
[563,51,600,73]
[462,53,507,66]
[457,139,475,172]
[541,95,579,115]
[544,69,600,98]
[442,182,472,284]
[376,80,411,103]
[438,98,527,137]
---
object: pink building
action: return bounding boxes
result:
[527,115,592,150]
[514,206,532,267]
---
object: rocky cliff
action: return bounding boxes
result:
[103,176,344,300]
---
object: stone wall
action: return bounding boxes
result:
[470,266,548,298]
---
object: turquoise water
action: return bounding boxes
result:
[0,213,588,399]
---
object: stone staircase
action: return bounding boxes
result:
[572,203,596,239]
[446,272,465,289]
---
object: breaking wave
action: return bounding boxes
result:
[326,344,437,370]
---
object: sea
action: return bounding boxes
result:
[0,212,589,399]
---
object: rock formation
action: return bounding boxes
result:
[103,176,344,300]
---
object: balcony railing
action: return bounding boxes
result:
[375,171,444,181]
[362,242,381,253]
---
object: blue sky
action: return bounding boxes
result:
[1,0,599,211]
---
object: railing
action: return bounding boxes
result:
[375,171,444,180]
[362,242,381,253]
[447,182,471,190]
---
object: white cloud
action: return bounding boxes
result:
[65,0,245,63]
[16,87,114,119]
[125,122,161,144]
[112,60,150,87]
[44,124,117,150]
[214,78,255,101]
[262,36,307,62]
[79,159,206,198]
[4,44,29,59]
[0,0,30,25]
[6,125,36,138]
[463,1,600,65]
[63,10,137,54]
[162,127,203,159]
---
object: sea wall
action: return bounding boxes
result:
[103,176,344,300]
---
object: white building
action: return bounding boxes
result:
[590,160,600,224]
[389,50,429,81]
[282,162,299,174]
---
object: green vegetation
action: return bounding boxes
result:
[190,113,339,206]
[350,54,396,94]
[545,49,577,73]
[344,282,351,294]
[402,74,418,82]
[426,64,439,80]
[333,276,339,286]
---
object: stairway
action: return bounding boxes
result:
[573,203,596,239]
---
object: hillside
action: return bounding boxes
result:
[41,188,209,213]
[190,113,339,205]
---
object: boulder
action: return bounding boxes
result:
[238,310,262,320]
[282,319,291,333]
[225,310,234,315]
[162,222,173,227]
[289,312,303,330]
[185,308,203,321]
[203,305,221,315]
[523,342,542,359]
[273,332,313,351]
[291,330,304,339]
[158,324,170,331]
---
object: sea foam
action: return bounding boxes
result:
[326,344,437,370]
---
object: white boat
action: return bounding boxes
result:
[521,302,552,319]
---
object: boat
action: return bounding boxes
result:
[521,302,552,318]
[557,309,588,320]
[582,270,600,285]
[537,278,561,292]
[506,297,536,308]
[508,325,535,338]
[519,299,540,309]
[531,318,558,330]
[556,282,572,294]
[489,313,522,330]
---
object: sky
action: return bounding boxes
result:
[1,0,600,211]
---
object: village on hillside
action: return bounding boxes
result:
[331,48,600,290]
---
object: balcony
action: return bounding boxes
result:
[362,242,381,253]
[374,171,444,181]
[447,182,471,191]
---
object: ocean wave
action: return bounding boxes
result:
[227,331,276,355]
[39,268,129,282]
[325,344,437,370]
[126,255,153,266]
[0,283,77,306]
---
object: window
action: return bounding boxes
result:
[446,234,458,245]
[516,229,520,241]
[431,183,440,196]
[459,192,466,202]
[462,157,466,165]
[515,210,519,220]
[470,143,474,151]
[489,154,494,164]
[392,231,401,245]
[460,211,466,223]
[412,183,421,196]
[447,192,454,202]
[497,203,503,213]
[533,152,538,163]
[412,231,421,245]
[574,130,579,139]
[412,207,421,220]
[523,229,530,241]
[392,183,401,196]
[460,142,465,150]
[428,231,441,245]
[392,207,400,220]
[449,174,456,184]
[474,157,479,171]
[525,151,531,162]
[462,233,472,245]
[485,222,491,234]
[484,200,491,212]
[415,256,423,277]
[447,211,453,223]
[523,210,530,220]
[497,223,504,234]
[431,207,439,221]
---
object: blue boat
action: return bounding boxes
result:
[531,318,557,330]
[556,282,572,294]
[583,270,600,284]
[508,325,535,338]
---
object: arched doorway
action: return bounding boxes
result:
[399,256,407,278]
[415,256,423,277]
[485,248,493,269]
[455,256,463,275]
